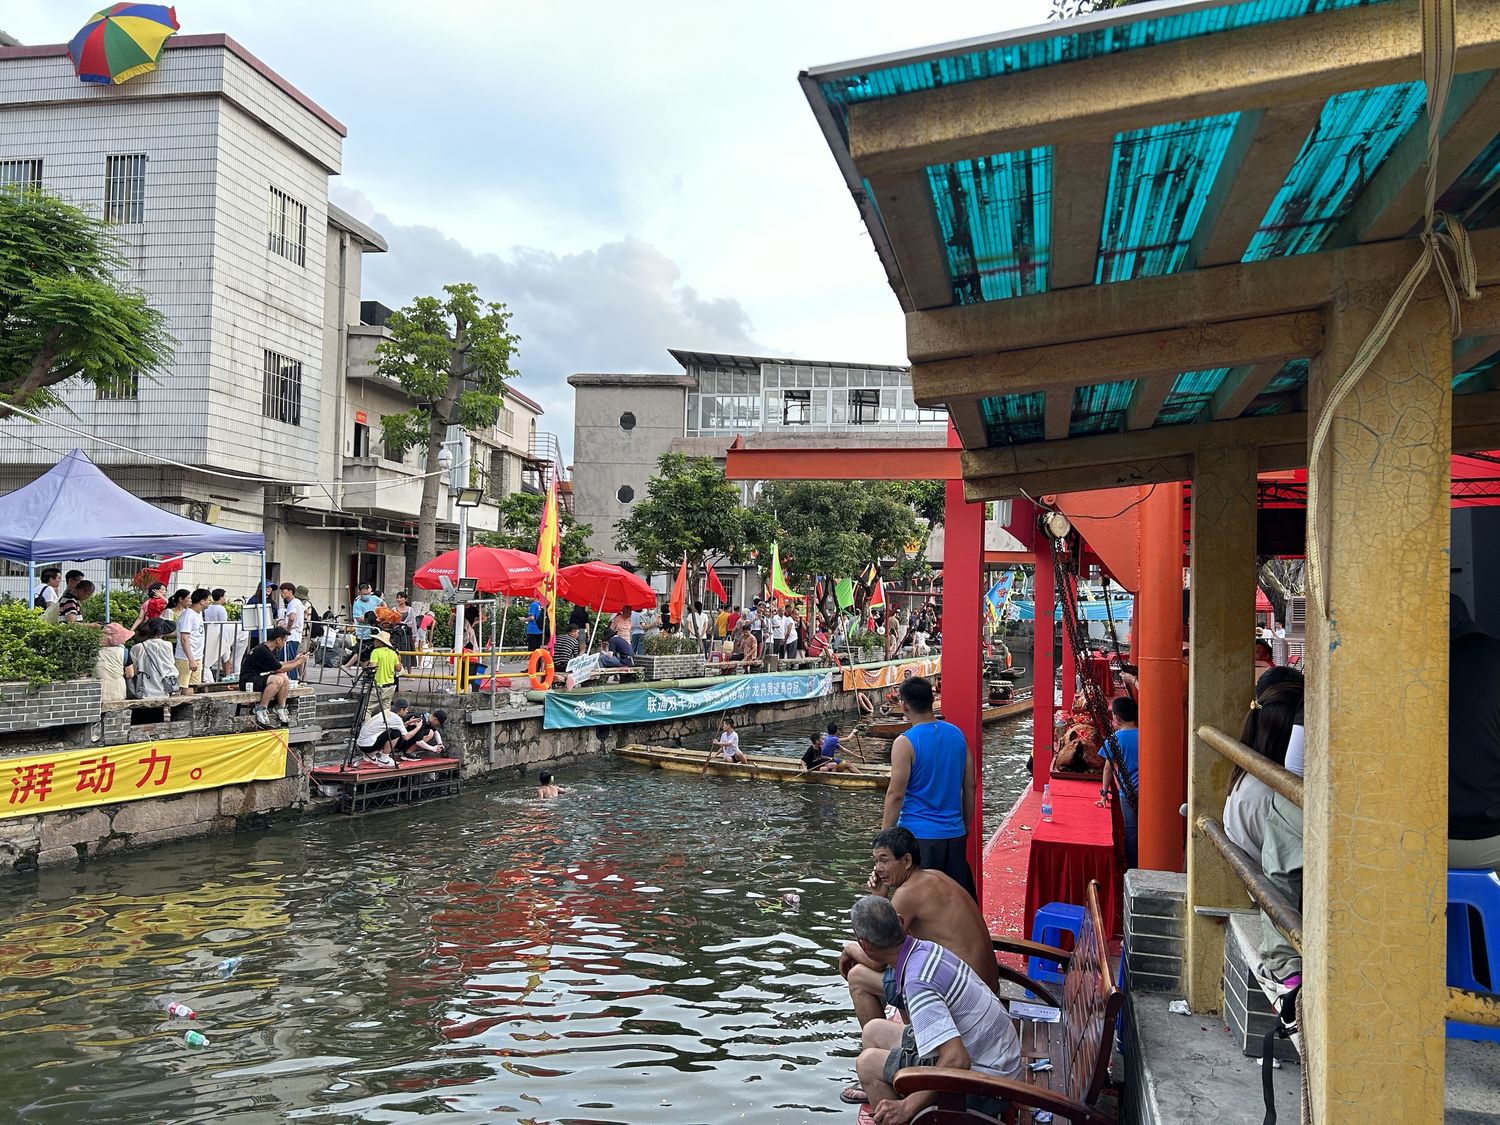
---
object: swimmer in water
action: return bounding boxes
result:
[536,770,569,798]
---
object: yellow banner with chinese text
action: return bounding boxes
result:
[0,730,289,819]
[841,657,942,692]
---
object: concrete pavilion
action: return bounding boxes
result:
[802,0,1500,1118]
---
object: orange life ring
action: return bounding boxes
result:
[528,648,556,691]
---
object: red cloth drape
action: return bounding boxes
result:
[1023,777,1121,940]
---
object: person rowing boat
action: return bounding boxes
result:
[702,716,757,776]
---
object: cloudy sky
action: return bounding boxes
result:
[6,1,1054,459]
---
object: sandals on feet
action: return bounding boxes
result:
[840,1085,869,1104]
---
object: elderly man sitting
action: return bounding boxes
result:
[850,895,1021,1124]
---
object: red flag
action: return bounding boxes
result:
[668,555,688,623]
[868,576,886,608]
[706,566,728,603]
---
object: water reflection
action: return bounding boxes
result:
[0,714,1031,1125]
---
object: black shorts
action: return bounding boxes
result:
[883,1027,1005,1118]
[915,834,976,900]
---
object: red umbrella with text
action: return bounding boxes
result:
[412,546,543,596]
[557,561,656,614]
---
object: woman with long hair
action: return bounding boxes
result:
[1223,666,1304,856]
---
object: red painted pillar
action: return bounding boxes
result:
[943,423,986,902]
[1137,482,1187,872]
[1060,607,1076,713]
[1032,543,1054,791]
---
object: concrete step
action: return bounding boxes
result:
[1223,911,1299,1062]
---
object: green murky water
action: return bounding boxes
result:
[0,715,1032,1124]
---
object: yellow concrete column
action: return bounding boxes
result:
[1304,279,1451,1122]
[1185,445,1258,1012]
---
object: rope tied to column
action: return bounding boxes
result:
[1305,0,1477,618]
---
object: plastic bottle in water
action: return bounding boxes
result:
[184,1030,209,1048]
[160,999,196,1020]
[217,956,244,979]
[1040,783,1053,823]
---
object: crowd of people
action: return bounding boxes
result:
[560,595,942,675]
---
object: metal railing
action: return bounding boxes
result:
[1195,723,1500,1030]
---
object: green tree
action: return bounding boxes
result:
[615,453,773,599]
[0,187,173,417]
[758,481,923,588]
[476,490,594,567]
[374,283,520,563]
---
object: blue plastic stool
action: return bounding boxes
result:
[1027,901,1086,988]
[1447,868,1500,1043]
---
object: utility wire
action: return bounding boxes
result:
[1,401,454,489]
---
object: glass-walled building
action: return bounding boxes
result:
[672,350,946,437]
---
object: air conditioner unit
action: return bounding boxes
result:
[1285,595,1307,633]
[286,484,314,502]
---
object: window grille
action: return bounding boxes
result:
[262,350,302,426]
[103,154,146,224]
[267,186,308,266]
[96,374,139,401]
[0,158,41,190]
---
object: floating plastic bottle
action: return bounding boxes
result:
[184,1030,209,1048]
[217,956,244,979]
[160,999,196,1020]
[1040,784,1053,823]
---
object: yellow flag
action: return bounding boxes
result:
[536,479,561,649]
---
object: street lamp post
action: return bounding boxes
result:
[438,439,484,671]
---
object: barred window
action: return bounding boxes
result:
[262,350,302,426]
[267,186,307,266]
[0,158,42,190]
[96,374,139,401]
[103,154,146,224]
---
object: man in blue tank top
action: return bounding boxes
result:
[882,676,976,899]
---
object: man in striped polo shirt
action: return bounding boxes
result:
[851,896,1020,1123]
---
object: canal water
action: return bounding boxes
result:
[0,714,1032,1125]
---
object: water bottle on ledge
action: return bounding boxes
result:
[1040,783,1053,823]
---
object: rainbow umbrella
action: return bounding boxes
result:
[68,4,180,86]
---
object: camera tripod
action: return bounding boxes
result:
[341,667,395,770]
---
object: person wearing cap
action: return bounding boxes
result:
[363,629,401,716]
[240,626,308,728]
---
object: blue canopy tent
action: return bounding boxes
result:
[0,449,266,622]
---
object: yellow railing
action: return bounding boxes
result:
[1195,723,1500,1030]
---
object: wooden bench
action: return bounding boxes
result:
[892,880,1121,1124]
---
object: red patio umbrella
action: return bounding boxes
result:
[557,561,656,613]
[412,546,543,596]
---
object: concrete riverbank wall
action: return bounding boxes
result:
[0,662,909,873]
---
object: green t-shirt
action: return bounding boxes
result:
[370,646,401,686]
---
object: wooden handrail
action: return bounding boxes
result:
[1197,723,1304,807]
[1196,815,1303,953]
[1449,986,1500,1028]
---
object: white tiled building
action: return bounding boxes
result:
[0,34,560,616]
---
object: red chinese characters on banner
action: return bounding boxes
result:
[9,762,55,806]
[135,748,171,788]
[0,730,288,820]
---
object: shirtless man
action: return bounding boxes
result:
[536,771,569,798]
[838,826,999,1028]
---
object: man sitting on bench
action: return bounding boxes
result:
[839,827,999,1106]
[849,895,1020,1124]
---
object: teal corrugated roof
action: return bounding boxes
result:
[927,149,1050,302]
[805,0,1500,451]
[815,0,1390,131]
[1243,81,1426,261]
[980,392,1046,444]
[1098,114,1241,282]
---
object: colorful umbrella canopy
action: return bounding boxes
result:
[557,562,657,614]
[69,4,180,86]
[411,546,542,597]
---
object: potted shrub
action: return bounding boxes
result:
[637,632,705,680]
[847,627,882,664]
[0,602,103,733]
